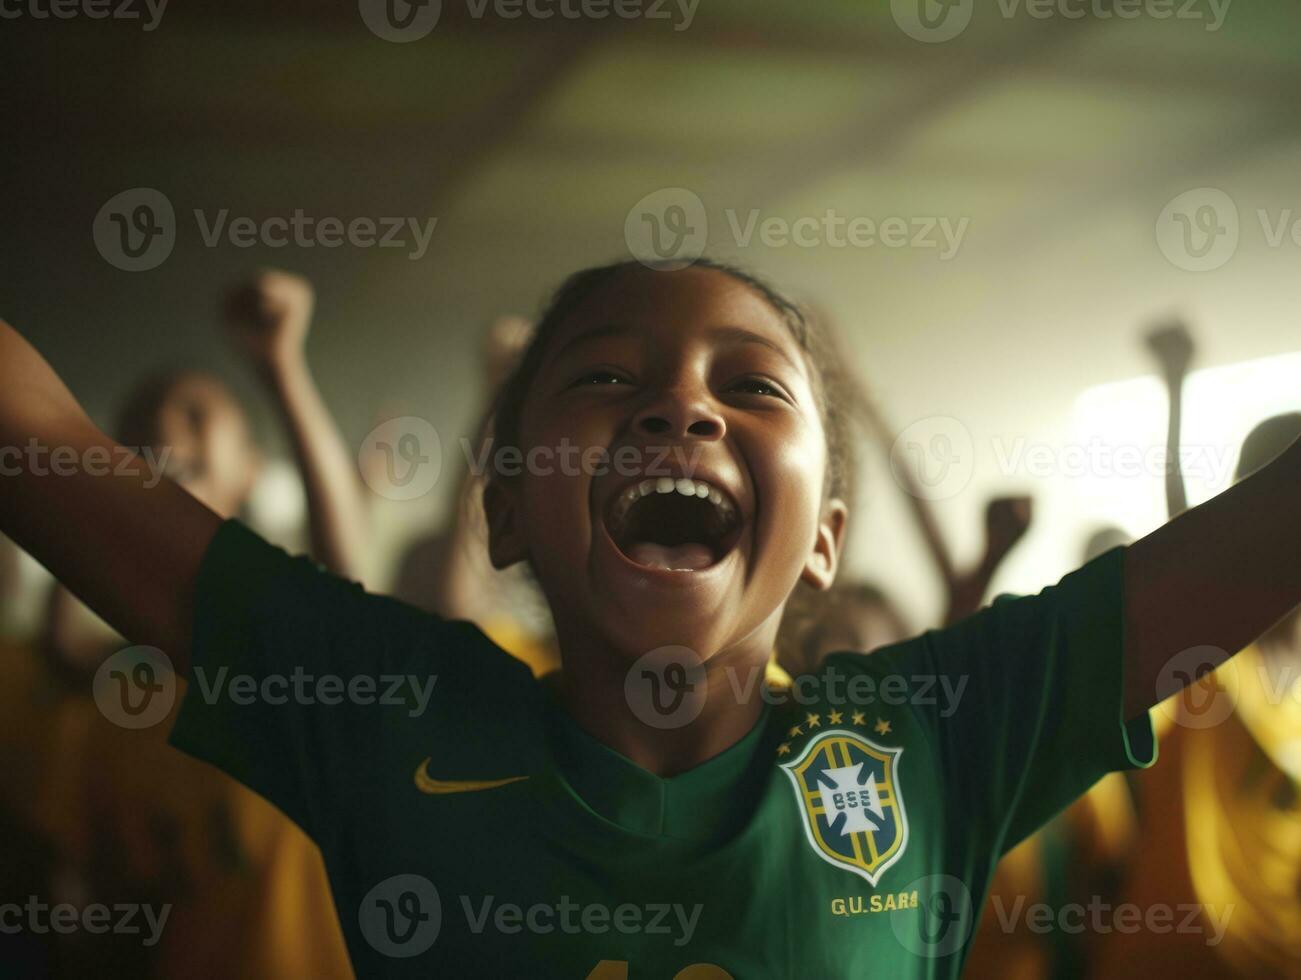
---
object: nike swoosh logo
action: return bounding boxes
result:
[413,757,529,795]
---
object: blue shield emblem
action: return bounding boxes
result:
[781,730,909,884]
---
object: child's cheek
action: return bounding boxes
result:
[770,429,830,510]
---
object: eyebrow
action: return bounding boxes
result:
[548,322,634,363]
[549,322,802,372]
[707,325,803,372]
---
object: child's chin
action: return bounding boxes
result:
[598,606,732,665]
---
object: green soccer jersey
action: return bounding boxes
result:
[170,521,1156,978]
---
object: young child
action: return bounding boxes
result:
[1,258,1296,978]
[1,269,356,978]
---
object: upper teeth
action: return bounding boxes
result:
[609,477,735,526]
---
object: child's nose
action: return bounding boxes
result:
[634,390,725,441]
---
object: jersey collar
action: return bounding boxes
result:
[540,694,778,846]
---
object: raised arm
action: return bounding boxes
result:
[859,392,1031,623]
[943,494,1033,625]
[856,388,960,589]
[1123,432,1301,717]
[0,319,220,675]
[223,270,368,580]
[1145,318,1194,520]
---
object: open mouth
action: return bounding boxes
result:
[605,477,743,572]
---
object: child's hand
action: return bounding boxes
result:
[222,269,315,378]
[1144,319,1194,380]
[984,495,1033,558]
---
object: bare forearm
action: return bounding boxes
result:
[860,398,958,587]
[1124,433,1301,716]
[1162,372,1188,519]
[264,358,368,580]
[0,321,216,674]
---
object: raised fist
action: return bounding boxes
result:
[222,269,315,374]
[984,495,1033,558]
[1144,318,1195,380]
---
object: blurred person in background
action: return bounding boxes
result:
[776,320,1033,675]
[0,269,359,978]
[391,313,559,677]
[1089,320,1301,979]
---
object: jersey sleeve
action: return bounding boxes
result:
[168,520,539,846]
[828,546,1156,856]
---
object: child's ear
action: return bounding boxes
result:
[800,497,848,591]
[483,479,528,569]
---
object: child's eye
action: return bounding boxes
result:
[570,369,630,387]
[727,376,788,399]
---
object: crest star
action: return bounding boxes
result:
[874,718,892,735]
[851,711,866,726]
[827,710,843,725]
[805,713,821,728]
[777,743,791,756]
[788,725,803,737]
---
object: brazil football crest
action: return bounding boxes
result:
[781,730,908,885]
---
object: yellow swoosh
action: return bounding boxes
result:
[413,757,529,795]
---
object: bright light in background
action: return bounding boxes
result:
[245,458,308,540]
[1070,350,1301,541]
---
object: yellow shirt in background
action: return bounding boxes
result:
[1090,646,1301,979]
